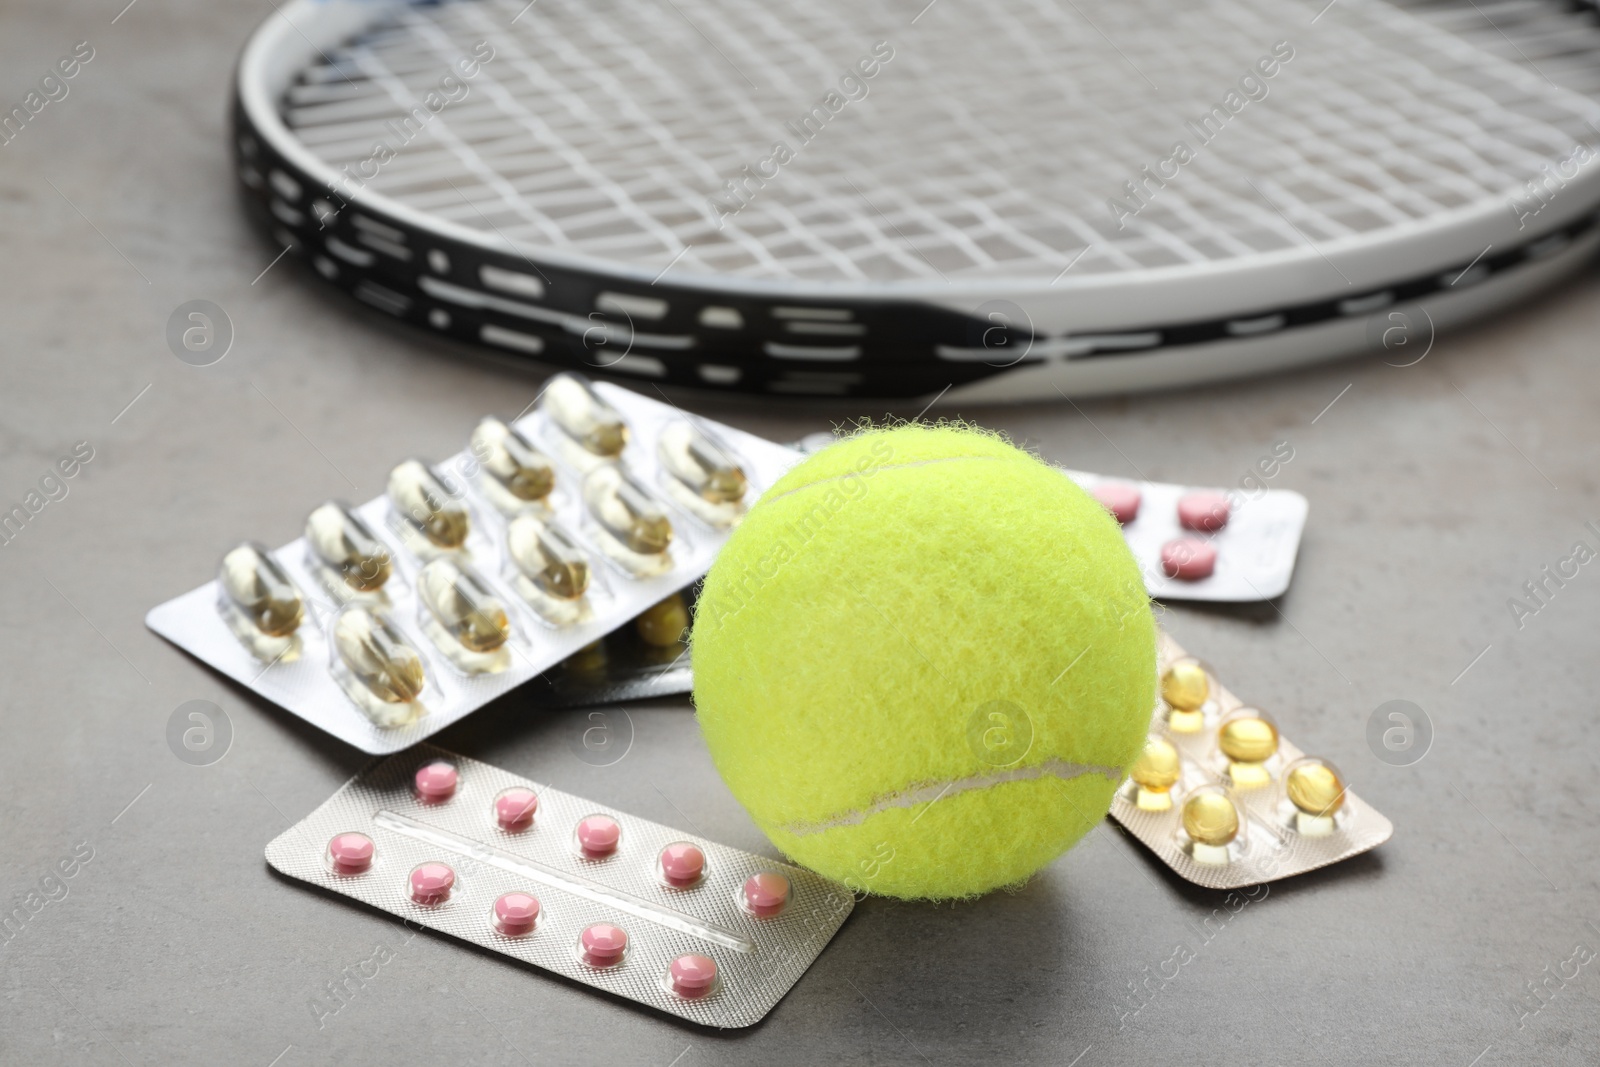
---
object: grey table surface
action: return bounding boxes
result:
[4,2,1599,1065]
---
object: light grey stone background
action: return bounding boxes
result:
[2,2,1596,1064]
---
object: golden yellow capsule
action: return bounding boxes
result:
[1161,659,1209,711]
[584,465,673,556]
[506,513,589,602]
[1219,713,1279,763]
[636,593,689,647]
[218,542,304,637]
[471,417,555,504]
[563,639,609,678]
[305,501,392,593]
[417,558,510,653]
[1131,737,1181,792]
[388,460,470,549]
[542,373,628,458]
[657,421,747,505]
[1182,791,1240,847]
[332,607,425,704]
[1286,760,1346,817]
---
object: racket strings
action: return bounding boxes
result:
[279,0,1600,284]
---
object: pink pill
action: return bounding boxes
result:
[495,788,539,831]
[575,815,621,858]
[667,954,718,999]
[741,872,790,917]
[1092,483,1142,525]
[1177,491,1230,532]
[493,892,541,936]
[326,832,374,875]
[409,862,455,905]
[659,842,706,887]
[1161,537,1218,581]
[414,761,458,803]
[578,923,628,967]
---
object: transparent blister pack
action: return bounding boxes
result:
[1109,635,1392,889]
[146,374,798,753]
[264,746,855,1028]
[1067,471,1308,602]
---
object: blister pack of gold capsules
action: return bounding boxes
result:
[146,374,797,753]
[266,746,854,1027]
[530,584,699,709]
[1109,636,1393,889]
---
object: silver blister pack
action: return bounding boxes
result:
[266,745,855,1028]
[1065,470,1308,602]
[1109,635,1393,889]
[147,374,798,753]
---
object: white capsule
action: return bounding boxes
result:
[507,513,590,602]
[656,420,748,527]
[584,465,673,557]
[331,606,426,711]
[388,459,470,549]
[417,557,511,654]
[305,501,393,593]
[542,373,628,458]
[470,417,555,507]
[218,542,304,637]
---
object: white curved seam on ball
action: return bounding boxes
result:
[760,455,1004,506]
[778,758,1125,837]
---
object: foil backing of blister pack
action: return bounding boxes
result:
[146,379,799,753]
[1065,471,1308,602]
[265,746,854,1028]
[1109,635,1392,889]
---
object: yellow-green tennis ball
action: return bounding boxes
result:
[691,424,1156,900]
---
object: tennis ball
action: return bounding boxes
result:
[691,424,1156,899]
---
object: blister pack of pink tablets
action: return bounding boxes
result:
[266,746,854,1027]
[146,373,797,753]
[1066,470,1308,602]
[791,435,1306,603]
[1110,636,1392,889]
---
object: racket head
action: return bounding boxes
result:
[236,0,1600,400]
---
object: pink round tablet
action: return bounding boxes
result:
[493,892,541,935]
[409,862,455,905]
[741,872,790,917]
[414,761,459,803]
[1161,537,1219,581]
[1092,483,1142,525]
[667,954,718,999]
[1177,491,1230,532]
[326,832,374,875]
[495,788,539,831]
[659,843,706,887]
[575,815,621,857]
[578,923,628,967]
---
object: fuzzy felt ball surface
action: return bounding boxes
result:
[691,425,1157,899]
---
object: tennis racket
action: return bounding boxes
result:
[234,0,1600,401]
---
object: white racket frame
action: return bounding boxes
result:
[236,0,1600,401]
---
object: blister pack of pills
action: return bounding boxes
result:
[792,434,1306,602]
[1110,636,1392,889]
[146,374,796,753]
[1067,471,1308,602]
[265,746,854,1027]
[527,586,695,710]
